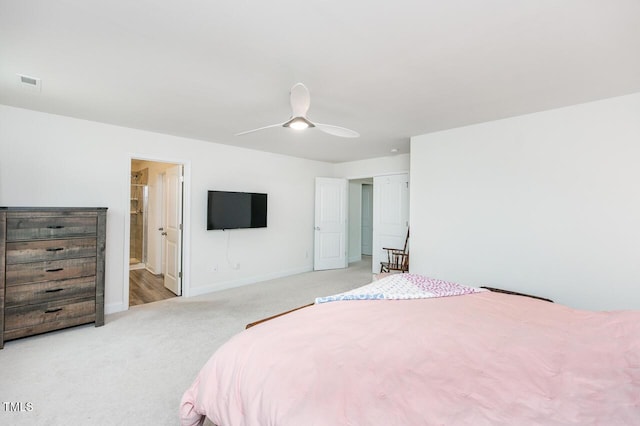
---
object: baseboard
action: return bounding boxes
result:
[105,302,127,315]
[187,265,314,298]
[145,266,161,275]
[105,265,314,313]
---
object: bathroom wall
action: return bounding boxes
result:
[130,167,148,265]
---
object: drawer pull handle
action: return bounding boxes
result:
[45,288,65,293]
[45,268,64,272]
[46,225,65,229]
[46,247,65,252]
[45,308,63,314]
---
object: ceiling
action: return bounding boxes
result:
[1,1,640,163]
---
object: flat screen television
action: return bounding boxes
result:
[207,191,267,230]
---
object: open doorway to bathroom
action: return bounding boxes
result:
[130,168,148,269]
[128,158,184,307]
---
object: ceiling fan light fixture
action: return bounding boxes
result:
[283,116,315,130]
[236,83,358,138]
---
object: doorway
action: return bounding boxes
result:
[361,183,373,256]
[130,168,148,269]
[347,174,409,273]
[347,178,374,265]
[127,158,185,307]
[314,173,409,274]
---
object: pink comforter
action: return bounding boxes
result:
[180,292,640,425]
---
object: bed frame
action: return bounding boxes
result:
[245,287,552,329]
[480,286,553,303]
[245,303,314,329]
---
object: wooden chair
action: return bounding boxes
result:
[380,229,409,273]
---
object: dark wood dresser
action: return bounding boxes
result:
[0,207,107,348]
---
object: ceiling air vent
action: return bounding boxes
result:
[17,74,41,92]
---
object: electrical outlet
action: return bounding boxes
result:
[212,264,218,272]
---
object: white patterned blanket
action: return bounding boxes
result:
[315,273,486,304]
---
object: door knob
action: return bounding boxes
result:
[314,226,321,231]
[161,232,167,236]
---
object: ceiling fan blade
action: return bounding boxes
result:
[235,122,284,136]
[315,123,360,138]
[290,83,311,117]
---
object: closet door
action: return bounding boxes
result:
[373,174,409,273]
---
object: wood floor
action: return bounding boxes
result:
[129,269,177,306]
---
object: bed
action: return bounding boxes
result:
[180,274,640,425]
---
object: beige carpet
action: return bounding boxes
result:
[0,258,373,426]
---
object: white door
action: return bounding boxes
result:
[314,177,348,271]
[163,165,183,295]
[361,184,373,255]
[372,174,409,273]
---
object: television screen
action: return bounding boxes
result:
[207,191,267,230]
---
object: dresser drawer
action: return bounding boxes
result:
[4,297,96,341]
[6,238,97,264]
[5,277,96,308]
[6,216,97,241]
[6,257,96,286]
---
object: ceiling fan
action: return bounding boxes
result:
[236,83,360,138]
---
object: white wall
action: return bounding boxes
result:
[410,92,640,311]
[0,105,333,314]
[334,153,410,178]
